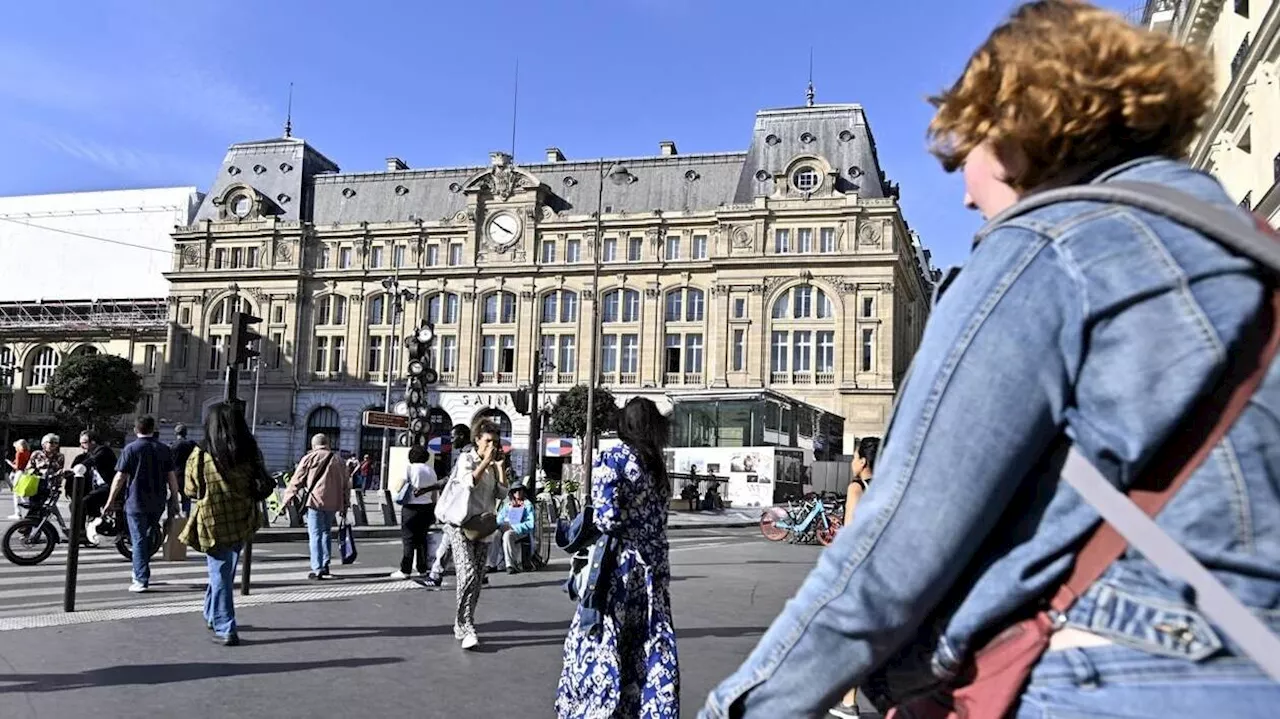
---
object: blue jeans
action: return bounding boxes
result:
[1015,645,1279,718]
[125,510,162,585]
[307,509,336,573]
[203,543,242,637]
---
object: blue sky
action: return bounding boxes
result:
[0,0,1138,268]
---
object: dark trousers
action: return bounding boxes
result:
[400,503,435,574]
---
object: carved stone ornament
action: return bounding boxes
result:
[487,164,525,200]
[462,291,476,302]
[348,294,364,304]
[732,226,753,249]
[645,228,662,246]
[180,245,200,267]
[520,290,535,300]
[579,289,595,301]
[857,222,882,247]
[614,273,628,285]
[713,284,731,297]
[541,206,557,222]
[645,286,662,299]
[247,287,269,303]
[275,240,294,264]
[761,276,786,295]
[196,290,210,306]
[881,282,895,293]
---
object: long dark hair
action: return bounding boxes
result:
[617,397,670,496]
[202,402,263,472]
[856,436,881,474]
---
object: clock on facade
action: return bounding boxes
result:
[484,211,523,250]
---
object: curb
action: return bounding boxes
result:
[251,520,757,543]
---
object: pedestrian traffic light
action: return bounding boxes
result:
[229,311,263,368]
[404,323,438,386]
[510,387,530,415]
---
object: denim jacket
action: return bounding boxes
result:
[700,157,1280,717]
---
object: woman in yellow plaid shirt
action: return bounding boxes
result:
[180,402,263,646]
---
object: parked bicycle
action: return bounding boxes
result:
[759,492,843,546]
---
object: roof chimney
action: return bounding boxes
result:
[386,157,408,171]
[659,140,678,156]
[545,147,566,162]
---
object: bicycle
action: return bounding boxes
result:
[759,492,842,546]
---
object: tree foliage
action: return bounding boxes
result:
[549,384,618,441]
[47,353,143,441]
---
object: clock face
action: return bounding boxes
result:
[485,212,522,249]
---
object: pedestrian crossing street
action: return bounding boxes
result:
[0,539,417,625]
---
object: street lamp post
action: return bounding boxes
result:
[582,159,633,497]
[379,275,417,494]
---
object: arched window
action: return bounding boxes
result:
[306,406,342,450]
[540,290,578,324]
[482,291,517,325]
[424,292,460,326]
[664,288,705,323]
[209,295,249,326]
[769,285,837,386]
[316,295,347,326]
[71,345,98,357]
[29,346,60,387]
[602,289,640,324]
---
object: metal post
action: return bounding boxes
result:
[240,541,253,596]
[526,351,543,497]
[250,358,261,430]
[63,469,86,612]
[582,159,606,498]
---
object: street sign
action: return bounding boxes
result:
[362,410,409,430]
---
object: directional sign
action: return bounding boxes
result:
[362,410,409,430]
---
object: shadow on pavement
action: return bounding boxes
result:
[0,657,402,694]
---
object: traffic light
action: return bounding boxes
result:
[229,311,263,368]
[402,322,437,446]
[510,387,530,415]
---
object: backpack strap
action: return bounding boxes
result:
[981,180,1280,277]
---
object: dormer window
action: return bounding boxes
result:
[230,193,253,219]
[792,166,821,192]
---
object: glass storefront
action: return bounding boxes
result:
[669,393,843,459]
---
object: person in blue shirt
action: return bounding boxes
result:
[105,415,181,593]
[487,480,535,574]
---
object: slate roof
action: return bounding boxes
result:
[192,104,893,226]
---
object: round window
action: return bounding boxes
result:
[792,166,821,192]
[230,194,253,218]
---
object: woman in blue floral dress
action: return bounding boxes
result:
[557,397,679,718]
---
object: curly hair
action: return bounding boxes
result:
[928,0,1213,191]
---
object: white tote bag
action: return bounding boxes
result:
[435,468,471,526]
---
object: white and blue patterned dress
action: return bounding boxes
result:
[556,444,679,718]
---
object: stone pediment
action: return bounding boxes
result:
[462,162,544,201]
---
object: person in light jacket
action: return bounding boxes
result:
[283,434,351,580]
[486,480,535,574]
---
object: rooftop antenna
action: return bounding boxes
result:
[510,58,519,159]
[284,82,294,138]
[806,48,816,107]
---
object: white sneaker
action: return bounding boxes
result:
[128,582,148,593]
[389,570,409,580]
[6,514,20,520]
[453,624,464,641]
[460,631,479,650]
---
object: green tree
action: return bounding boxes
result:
[549,384,619,442]
[47,353,143,442]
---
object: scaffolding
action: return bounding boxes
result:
[0,298,168,334]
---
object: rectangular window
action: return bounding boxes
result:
[861,328,874,372]
[330,336,345,373]
[733,329,746,371]
[793,330,812,372]
[175,332,189,369]
[27,393,48,414]
[210,335,226,371]
[566,239,581,262]
[440,335,458,372]
[540,334,556,369]
[794,286,813,318]
[180,306,191,325]
[338,247,352,268]
[687,290,704,322]
[319,246,331,269]
[817,331,834,373]
[628,236,643,262]
[665,292,683,322]
[541,239,556,264]
[733,297,747,319]
[862,296,875,318]
[272,305,284,323]
[601,335,618,373]
[214,248,226,269]
[820,227,836,253]
[370,246,384,268]
[448,243,463,266]
[603,237,618,262]
[141,393,154,415]
[541,294,558,324]
[231,247,244,268]
[693,234,708,259]
[664,334,682,374]
[797,228,813,253]
[558,335,576,374]
[665,234,680,261]
[684,334,703,373]
[774,229,791,254]
[393,245,406,268]
[313,337,327,373]
[271,331,283,369]
[501,335,516,373]
[246,247,259,268]
[621,334,639,373]
[144,345,158,374]
[481,335,496,373]
[426,245,440,266]
[771,331,788,373]
[624,291,640,322]
[368,336,383,373]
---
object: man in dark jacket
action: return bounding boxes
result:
[170,424,198,514]
[72,431,117,526]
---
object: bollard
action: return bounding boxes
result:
[380,489,397,526]
[63,471,86,612]
[350,489,368,526]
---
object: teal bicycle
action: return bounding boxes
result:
[759,492,843,546]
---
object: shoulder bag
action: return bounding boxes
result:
[874,184,1280,719]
